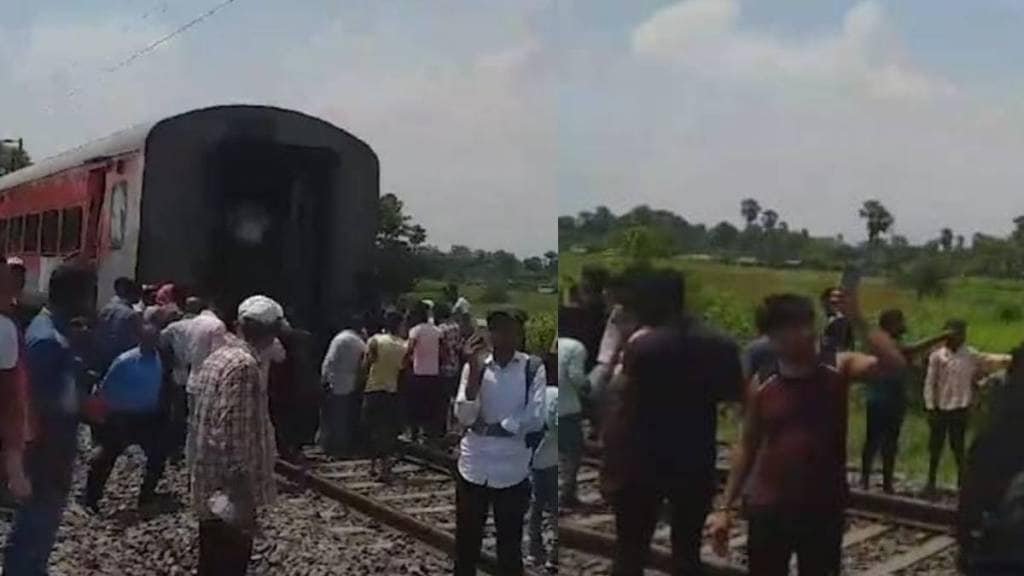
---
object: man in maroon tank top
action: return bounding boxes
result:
[708,290,906,575]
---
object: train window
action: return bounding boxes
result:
[8,216,23,254]
[40,210,59,255]
[61,207,82,253]
[23,214,40,253]
[110,181,127,249]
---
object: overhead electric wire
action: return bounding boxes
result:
[50,0,243,108]
[102,0,241,75]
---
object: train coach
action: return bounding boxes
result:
[0,105,379,337]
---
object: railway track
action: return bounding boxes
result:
[276,441,553,576]
[561,450,961,576]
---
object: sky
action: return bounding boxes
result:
[556,0,1024,245]
[0,0,556,256]
[5,2,1024,252]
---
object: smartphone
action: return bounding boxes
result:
[840,265,862,293]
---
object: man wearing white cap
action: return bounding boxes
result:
[189,295,282,576]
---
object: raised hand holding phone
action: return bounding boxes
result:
[463,332,490,400]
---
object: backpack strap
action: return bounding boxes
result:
[524,354,541,406]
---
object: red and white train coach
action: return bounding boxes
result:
[0,105,379,336]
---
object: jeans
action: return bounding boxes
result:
[610,482,712,576]
[529,466,558,562]
[746,506,843,576]
[455,474,531,576]
[861,400,905,490]
[3,420,77,576]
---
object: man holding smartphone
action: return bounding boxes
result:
[453,310,546,576]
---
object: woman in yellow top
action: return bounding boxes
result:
[362,310,407,480]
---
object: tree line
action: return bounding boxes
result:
[559,199,1024,296]
[368,193,556,301]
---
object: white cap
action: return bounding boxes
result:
[453,297,471,315]
[237,295,284,325]
[6,256,24,269]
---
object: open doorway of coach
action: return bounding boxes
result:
[204,139,337,334]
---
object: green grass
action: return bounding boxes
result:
[563,251,1024,488]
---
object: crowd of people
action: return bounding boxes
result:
[0,256,559,575]
[559,264,1024,576]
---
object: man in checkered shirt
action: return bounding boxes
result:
[190,295,283,576]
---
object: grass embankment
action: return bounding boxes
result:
[561,252,1024,488]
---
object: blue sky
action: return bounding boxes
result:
[4,1,1024,250]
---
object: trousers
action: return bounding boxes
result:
[454,474,531,576]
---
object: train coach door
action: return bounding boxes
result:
[84,168,106,262]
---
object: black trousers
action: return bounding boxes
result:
[455,474,531,576]
[862,400,905,490]
[928,408,969,487]
[85,412,166,507]
[165,384,188,460]
[610,483,712,576]
[747,506,844,576]
[406,374,444,439]
[198,518,254,576]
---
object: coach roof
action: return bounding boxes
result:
[0,104,375,193]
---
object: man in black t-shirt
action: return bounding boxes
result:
[601,268,742,576]
[820,286,855,357]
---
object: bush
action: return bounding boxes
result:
[479,279,510,303]
[525,312,555,355]
[896,257,950,300]
[997,304,1023,323]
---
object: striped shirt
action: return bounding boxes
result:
[924,345,1010,411]
[190,334,277,521]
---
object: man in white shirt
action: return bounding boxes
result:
[923,319,1011,494]
[184,305,227,468]
[407,304,443,441]
[160,297,205,462]
[528,379,558,570]
[558,333,588,508]
[453,310,545,576]
[318,319,367,457]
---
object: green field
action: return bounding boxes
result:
[562,251,1024,488]
[407,278,557,354]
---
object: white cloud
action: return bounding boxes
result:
[557,2,1024,247]
[631,0,955,101]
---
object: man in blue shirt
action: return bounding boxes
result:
[3,264,97,576]
[94,277,142,375]
[83,320,166,513]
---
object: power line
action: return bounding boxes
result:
[46,0,243,113]
[102,0,242,74]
